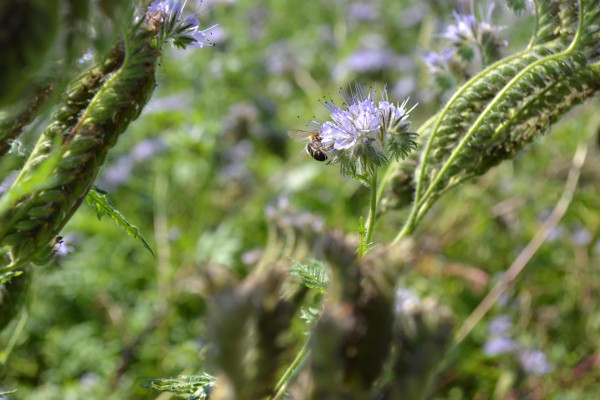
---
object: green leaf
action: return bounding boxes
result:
[141,374,216,399]
[0,389,17,396]
[85,187,155,257]
[0,270,23,285]
[290,258,329,293]
[357,217,373,256]
[505,0,527,14]
[300,306,322,326]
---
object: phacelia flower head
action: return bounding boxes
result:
[420,47,455,75]
[306,83,417,177]
[442,3,507,65]
[146,0,214,49]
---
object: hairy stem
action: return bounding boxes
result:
[364,169,378,246]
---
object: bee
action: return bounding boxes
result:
[288,129,328,162]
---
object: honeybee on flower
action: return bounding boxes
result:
[287,129,329,162]
[297,83,418,177]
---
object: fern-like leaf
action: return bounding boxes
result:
[0,270,22,285]
[141,374,216,400]
[291,258,329,293]
[300,306,322,326]
[85,187,155,257]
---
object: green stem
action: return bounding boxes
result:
[0,308,29,366]
[365,169,378,245]
[270,339,310,400]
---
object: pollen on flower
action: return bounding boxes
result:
[304,83,417,177]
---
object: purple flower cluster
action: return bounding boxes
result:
[99,138,168,190]
[420,2,508,92]
[146,0,214,49]
[442,5,507,49]
[483,314,554,377]
[420,47,455,75]
[306,83,416,176]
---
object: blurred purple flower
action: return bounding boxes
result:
[572,227,592,246]
[399,3,429,28]
[488,315,512,336]
[265,196,324,233]
[265,40,302,76]
[391,77,417,102]
[168,227,182,241]
[148,93,193,112]
[443,10,480,44]
[78,49,94,64]
[99,138,168,190]
[420,47,455,74]
[54,232,81,257]
[547,225,566,242]
[241,248,263,265]
[483,336,518,356]
[334,46,412,79]
[131,138,168,162]
[395,286,420,314]
[348,2,378,22]
[100,157,134,189]
[346,49,400,73]
[219,139,254,182]
[80,372,99,390]
[248,6,268,40]
[518,349,554,376]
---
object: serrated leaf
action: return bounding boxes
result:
[85,187,155,257]
[357,217,373,256]
[290,258,329,293]
[300,306,322,326]
[141,374,216,399]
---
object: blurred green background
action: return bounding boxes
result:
[2,0,600,399]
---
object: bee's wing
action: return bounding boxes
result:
[287,129,310,142]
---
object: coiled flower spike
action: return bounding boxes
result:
[0,0,215,331]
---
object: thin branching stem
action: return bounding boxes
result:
[454,141,588,344]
